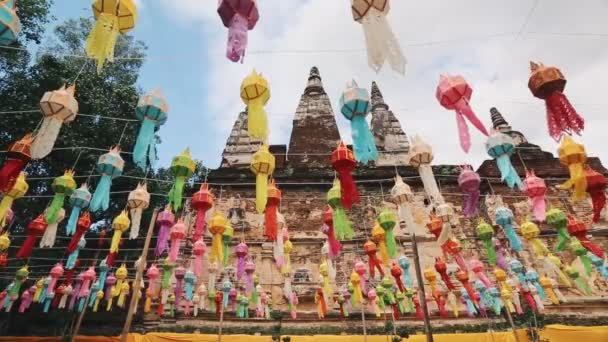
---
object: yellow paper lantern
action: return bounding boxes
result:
[209,214,227,264]
[250,144,275,213]
[107,210,130,266]
[557,136,587,201]
[240,70,270,141]
[0,172,28,224]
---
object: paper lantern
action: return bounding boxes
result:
[354,259,367,294]
[364,240,384,279]
[16,214,47,259]
[458,165,481,217]
[0,232,9,268]
[250,144,275,213]
[590,254,608,280]
[391,175,416,235]
[539,276,559,305]
[378,209,397,257]
[241,70,270,141]
[39,206,65,249]
[133,89,168,169]
[351,0,405,73]
[331,141,360,209]
[0,134,33,192]
[90,146,124,212]
[546,254,571,288]
[546,208,570,252]
[564,266,592,295]
[31,85,78,159]
[508,259,528,292]
[339,80,378,164]
[455,269,476,305]
[475,219,496,265]
[0,172,27,224]
[520,220,549,258]
[567,215,604,258]
[398,256,412,289]
[217,0,259,62]
[67,211,91,254]
[371,223,389,265]
[264,180,281,241]
[44,170,76,225]
[107,210,130,266]
[65,184,91,236]
[173,265,185,309]
[168,149,195,211]
[470,260,494,289]
[192,239,206,278]
[528,61,584,140]
[523,170,547,222]
[19,286,35,313]
[168,219,186,263]
[67,236,85,270]
[460,288,478,317]
[314,287,327,319]
[127,182,149,239]
[389,262,404,292]
[327,180,354,240]
[320,206,341,258]
[495,205,522,252]
[408,135,443,204]
[155,205,175,257]
[0,0,21,45]
[426,214,467,271]
[557,136,587,201]
[474,281,495,315]
[486,130,522,189]
[5,266,28,311]
[585,167,606,223]
[222,224,234,266]
[282,231,293,273]
[191,183,214,241]
[146,263,160,299]
[209,214,227,264]
[570,238,593,276]
[319,260,332,300]
[434,257,454,290]
[424,267,438,294]
[235,242,248,281]
[436,75,489,152]
[86,0,137,72]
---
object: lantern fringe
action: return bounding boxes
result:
[31,118,62,159]
[377,241,389,265]
[545,91,584,141]
[350,116,378,164]
[90,175,112,212]
[210,233,223,264]
[324,224,341,258]
[168,178,186,211]
[255,173,268,214]
[129,208,143,240]
[0,197,14,226]
[44,194,65,225]
[560,164,587,201]
[483,239,497,265]
[336,169,359,209]
[65,207,81,236]
[385,229,397,257]
[133,119,157,170]
[274,231,284,269]
[247,97,268,141]
[40,219,60,248]
[222,239,230,266]
[496,155,523,190]
[169,239,180,263]
[455,111,472,152]
[396,204,416,235]
[193,208,208,241]
[16,235,37,259]
[360,8,406,74]
[462,189,480,217]
[85,13,119,73]
[332,207,353,240]
[155,223,171,257]
[530,196,546,222]
[194,254,203,278]
[265,206,278,241]
[590,191,606,223]
[227,14,248,63]
[418,165,443,205]
[0,159,25,192]
[66,249,79,269]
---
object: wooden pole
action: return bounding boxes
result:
[410,232,434,342]
[504,308,521,342]
[361,307,368,342]
[218,302,225,342]
[120,209,159,342]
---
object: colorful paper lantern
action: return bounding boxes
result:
[90,146,124,212]
[0,172,28,226]
[391,175,416,235]
[264,180,281,241]
[173,265,185,309]
[426,214,467,271]
[65,183,91,236]
[0,232,10,268]
[458,165,481,217]
[528,61,584,140]
[31,85,78,159]
[168,219,186,263]
[567,215,604,258]
[250,144,275,213]
[191,183,214,241]
[192,239,206,278]
[371,223,389,265]
[327,180,354,240]
[470,259,494,289]
[546,208,570,252]
[455,269,477,306]
[475,219,496,265]
[67,211,91,254]
[523,170,547,222]
[0,0,21,45]
[4,266,28,311]
[378,209,397,257]
[66,236,85,270]
[495,205,522,252]
[235,242,248,281]
[133,89,168,169]
[486,130,522,189]
[585,167,606,223]
[39,207,65,248]
[390,262,404,293]
[16,214,47,259]
[44,170,76,225]
[354,258,368,294]
[331,141,360,209]
[320,206,341,258]
[364,240,384,279]
[0,134,33,192]
[564,265,592,295]
[241,70,270,141]
[127,182,149,239]
[434,257,455,290]
[351,0,405,73]
[209,214,227,264]
[408,135,443,205]
[107,210,130,266]
[339,80,378,164]
[557,136,587,201]
[217,0,259,62]
[168,148,195,211]
[155,205,175,257]
[539,276,560,305]
[86,0,137,72]
[436,75,489,152]
[398,256,412,289]
[46,263,64,296]
[520,220,549,258]
[221,223,234,266]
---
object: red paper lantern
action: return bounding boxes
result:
[264,180,281,241]
[585,167,606,223]
[363,240,384,279]
[331,141,359,209]
[567,215,604,258]
[67,211,91,254]
[0,134,33,192]
[191,183,214,241]
[434,257,455,290]
[16,214,47,259]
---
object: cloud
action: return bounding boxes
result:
[160,0,608,169]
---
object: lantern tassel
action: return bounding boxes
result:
[66,249,79,270]
[129,208,143,240]
[155,223,171,257]
[65,207,81,236]
[463,189,480,217]
[377,241,389,266]
[85,13,120,73]
[590,191,606,223]
[560,164,587,201]
[360,8,406,74]
[0,159,25,192]
[133,118,157,170]
[418,165,442,204]
[332,207,353,241]
[44,194,65,225]
[16,235,37,259]
[350,116,378,164]
[483,239,497,265]
[227,14,248,63]
[40,220,59,248]
[274,229,285,269]
[211,233,223,264]
[455,111,472,153]
[265,205,278,241]
[336,169,359,209]
[247,97,268,141]
[255,173,268,214]
[496,155,523,190]
[193,208,208,241]
[385,229,397,257]
[31,118,62,159]
[545,91,584,141]
[0,197,14,225]
[90,175,112,212]
[168,177,186,211]
[531,195,546,223]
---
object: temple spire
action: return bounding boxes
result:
[305,66,325,95]
[370,81,409,165]
[371,81,388,110]
[489,107,528,145]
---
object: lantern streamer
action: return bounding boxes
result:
[90,147,124,213]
